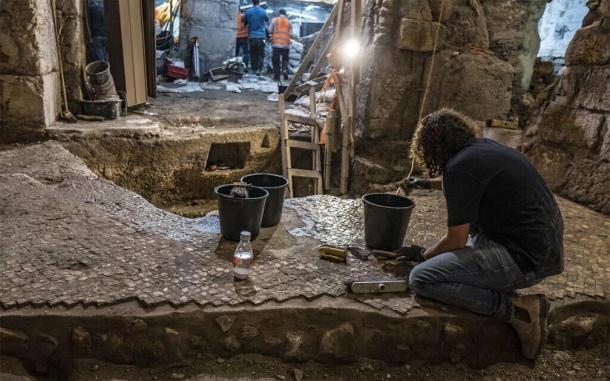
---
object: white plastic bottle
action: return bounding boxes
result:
[233,231,253,280]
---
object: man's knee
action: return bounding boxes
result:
[408,262,434,293]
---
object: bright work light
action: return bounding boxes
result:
[341,37,361,62]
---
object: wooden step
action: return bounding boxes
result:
[285,113,320,127]
[288,168,323,179]
[287,140,319,150]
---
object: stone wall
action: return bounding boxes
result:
[180,0,239,70]
[0,0,85,144]
[0,0,60,143]
[352,0,547,192]
[523,1,610,214]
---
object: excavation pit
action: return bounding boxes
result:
[0,142,608,378]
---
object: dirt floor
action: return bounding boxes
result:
[2,344,608,380]
[137,89,280,130]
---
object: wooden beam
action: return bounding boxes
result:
[284,4,338,97]
[340,0,362,194]
[324,109,336,190]
[308,33,335,81]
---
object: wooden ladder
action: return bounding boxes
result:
[280,87,323,198]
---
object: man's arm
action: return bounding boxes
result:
[423,223,469,259]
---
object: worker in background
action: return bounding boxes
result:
[404,109,564,360]
[86,0,107,62]
[269,9,292,81]
[243,0,268,76]
[236,8,250,70]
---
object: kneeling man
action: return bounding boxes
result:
[406,109,564,359]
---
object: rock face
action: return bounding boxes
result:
[0,0,60,143]
[180,0,238,70]
[354,0,546,192]
[0,0,84,144]
[523,3,610,214]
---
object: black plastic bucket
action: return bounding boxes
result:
[362,193,415,251]
[241,173,288,227]
[215,184,269,241]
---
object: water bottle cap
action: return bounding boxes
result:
[240,231,251,241]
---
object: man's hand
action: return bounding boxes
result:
[396,245,426,263]
[423,224,470,259]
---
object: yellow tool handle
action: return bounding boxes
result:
[318,246,348,259]
[319,253,346,263]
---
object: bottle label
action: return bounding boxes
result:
[233,257,253,266]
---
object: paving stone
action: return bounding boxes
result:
[0,142,608,317]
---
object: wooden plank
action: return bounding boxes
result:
[340,0,362,194]
[284,4,338,97]
[488,119,519,130]
[336,0,345,42]
[308,33,335,81]
[294,75,329,94]
[141,0,156,98]
[287,140,318,150]
[285,113,320,126]
[279,94,289,179]
[309,86,316,119]
[313,121,323,194]
[289,168,323,179]
[324,110,335,190]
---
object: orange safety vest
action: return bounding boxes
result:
[237,12,248,39]
[271,16,291,47]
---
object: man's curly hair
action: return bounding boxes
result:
[410,108,480,177]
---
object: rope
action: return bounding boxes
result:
[417,0,447,124]
[399,0,447,194]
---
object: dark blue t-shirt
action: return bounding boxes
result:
[443,138,564,277]
[244,6,268,39]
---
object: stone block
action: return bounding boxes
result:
[180,0,237,69]
[565,24,610,66]
[600,0,610,17]
[0,1,42,76]
[537,106,605,149]
[423,50,514,122]
[525,144,572,190]
[429,0,453,22]
[0,75,45,125]
[574,67,610,112]
[442,0,490,48]
[396,18,443,52]
[563,160,610,214]
[318,323,356,362]
[398,0,432,21]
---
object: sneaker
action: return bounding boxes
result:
[509,294,549,360]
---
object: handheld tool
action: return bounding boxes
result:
[319,245,347,263]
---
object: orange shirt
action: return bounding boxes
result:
[237,12,248,39]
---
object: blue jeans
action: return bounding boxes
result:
[409,234,541,322]
[235,37,250,67]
